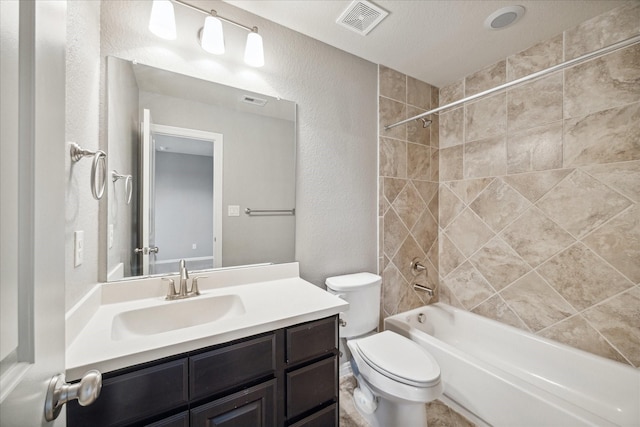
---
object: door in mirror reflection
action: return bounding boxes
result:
[137,109,223,275]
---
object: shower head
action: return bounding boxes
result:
[416,117,432,128]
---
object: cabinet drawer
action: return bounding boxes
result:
[67,358,188,427]
[145,411,189,427]
[286,316,337,364]
[190,379,277,427]
[286,356,337,420]
[289,403,337,427]
[190,333,276,401]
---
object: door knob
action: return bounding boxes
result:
[134,246,159,254]
[44,370,102,421]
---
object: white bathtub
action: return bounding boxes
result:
[384,303,640,427]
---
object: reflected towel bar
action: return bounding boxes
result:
[111,170,133,205]
[244,208,295,215]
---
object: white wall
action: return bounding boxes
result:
[65,0,378,308]
[65,0,101,309]
[0,0,20,361]
[106,55,139,279]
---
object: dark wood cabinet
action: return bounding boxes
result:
[67,358,189,427]
[189,334,277,402]
[67,316,338,427]
[286,357,337,421]
[284,316,338,426]
[190,380,277,427]
[289,404,338,427]
[146,411,189,427]
[286,316,337,365]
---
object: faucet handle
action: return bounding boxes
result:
[162,278,177,299]
[190,276,208,296]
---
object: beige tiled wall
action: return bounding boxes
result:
[437,3,640,368]
[378,66,440,318]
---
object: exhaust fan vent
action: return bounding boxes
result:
[242,95,267,107]
[337,0,389,36]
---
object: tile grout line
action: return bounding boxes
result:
[577,203,638,284]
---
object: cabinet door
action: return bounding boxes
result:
[190,334,276,401]
[286,357,337,420]
[67,358,188,426]
[286,316,337,365]
[190,380,277,427]
[145,411,189,427]
[289,403,337,427]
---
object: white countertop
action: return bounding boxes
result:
[66,263,348,380]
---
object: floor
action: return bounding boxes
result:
[339,375,476,427]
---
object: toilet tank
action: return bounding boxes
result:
[325,272,382,338]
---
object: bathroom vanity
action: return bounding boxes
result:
[65,263,346,427]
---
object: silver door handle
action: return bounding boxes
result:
[134,246,159,255]
[44,370,102,421]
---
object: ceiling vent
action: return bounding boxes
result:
[484,6,526,30]
[242,95,267,107]
[337,0,389,36]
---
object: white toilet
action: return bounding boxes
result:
[326,272,442,427]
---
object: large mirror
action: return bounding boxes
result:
[106,56,296,281]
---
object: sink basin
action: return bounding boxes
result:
[111,294,245,340]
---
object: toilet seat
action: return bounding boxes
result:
[351,331,440,388]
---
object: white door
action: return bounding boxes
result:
[1,1,68,425]
[140,109,156,275]
[150,124,223,270]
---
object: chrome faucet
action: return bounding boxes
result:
[162,260,206,300]
[178,259,190,297]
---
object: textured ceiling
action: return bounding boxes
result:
[225,0,628,87]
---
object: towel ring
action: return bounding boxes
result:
[70,143,107,200]
[112,170,133,205]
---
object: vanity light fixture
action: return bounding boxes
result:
[201,14,225,55]
[148,0,176,40]
[148,0,265,67]
[244,29,264,68]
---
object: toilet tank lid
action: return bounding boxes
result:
[325,272,381,291]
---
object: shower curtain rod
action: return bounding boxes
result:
[384,34,640,131]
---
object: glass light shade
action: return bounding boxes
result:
[200,16,225,55]
[148,0,176,40]
[244,32,264,67]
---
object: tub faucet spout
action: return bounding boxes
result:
[413,283,434,297]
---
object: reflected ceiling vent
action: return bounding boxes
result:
[337,0,389,36]
[242,95,267,107]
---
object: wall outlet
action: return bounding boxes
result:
[192,243,197,250]
[108,224,114,249]
[228,205,240,217]
[74,230,84,267]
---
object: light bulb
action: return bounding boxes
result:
[244,31,264,67]
[148,0,176,40]
[201,16,225,55]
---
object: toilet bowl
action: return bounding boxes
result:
[326,273,442,427]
